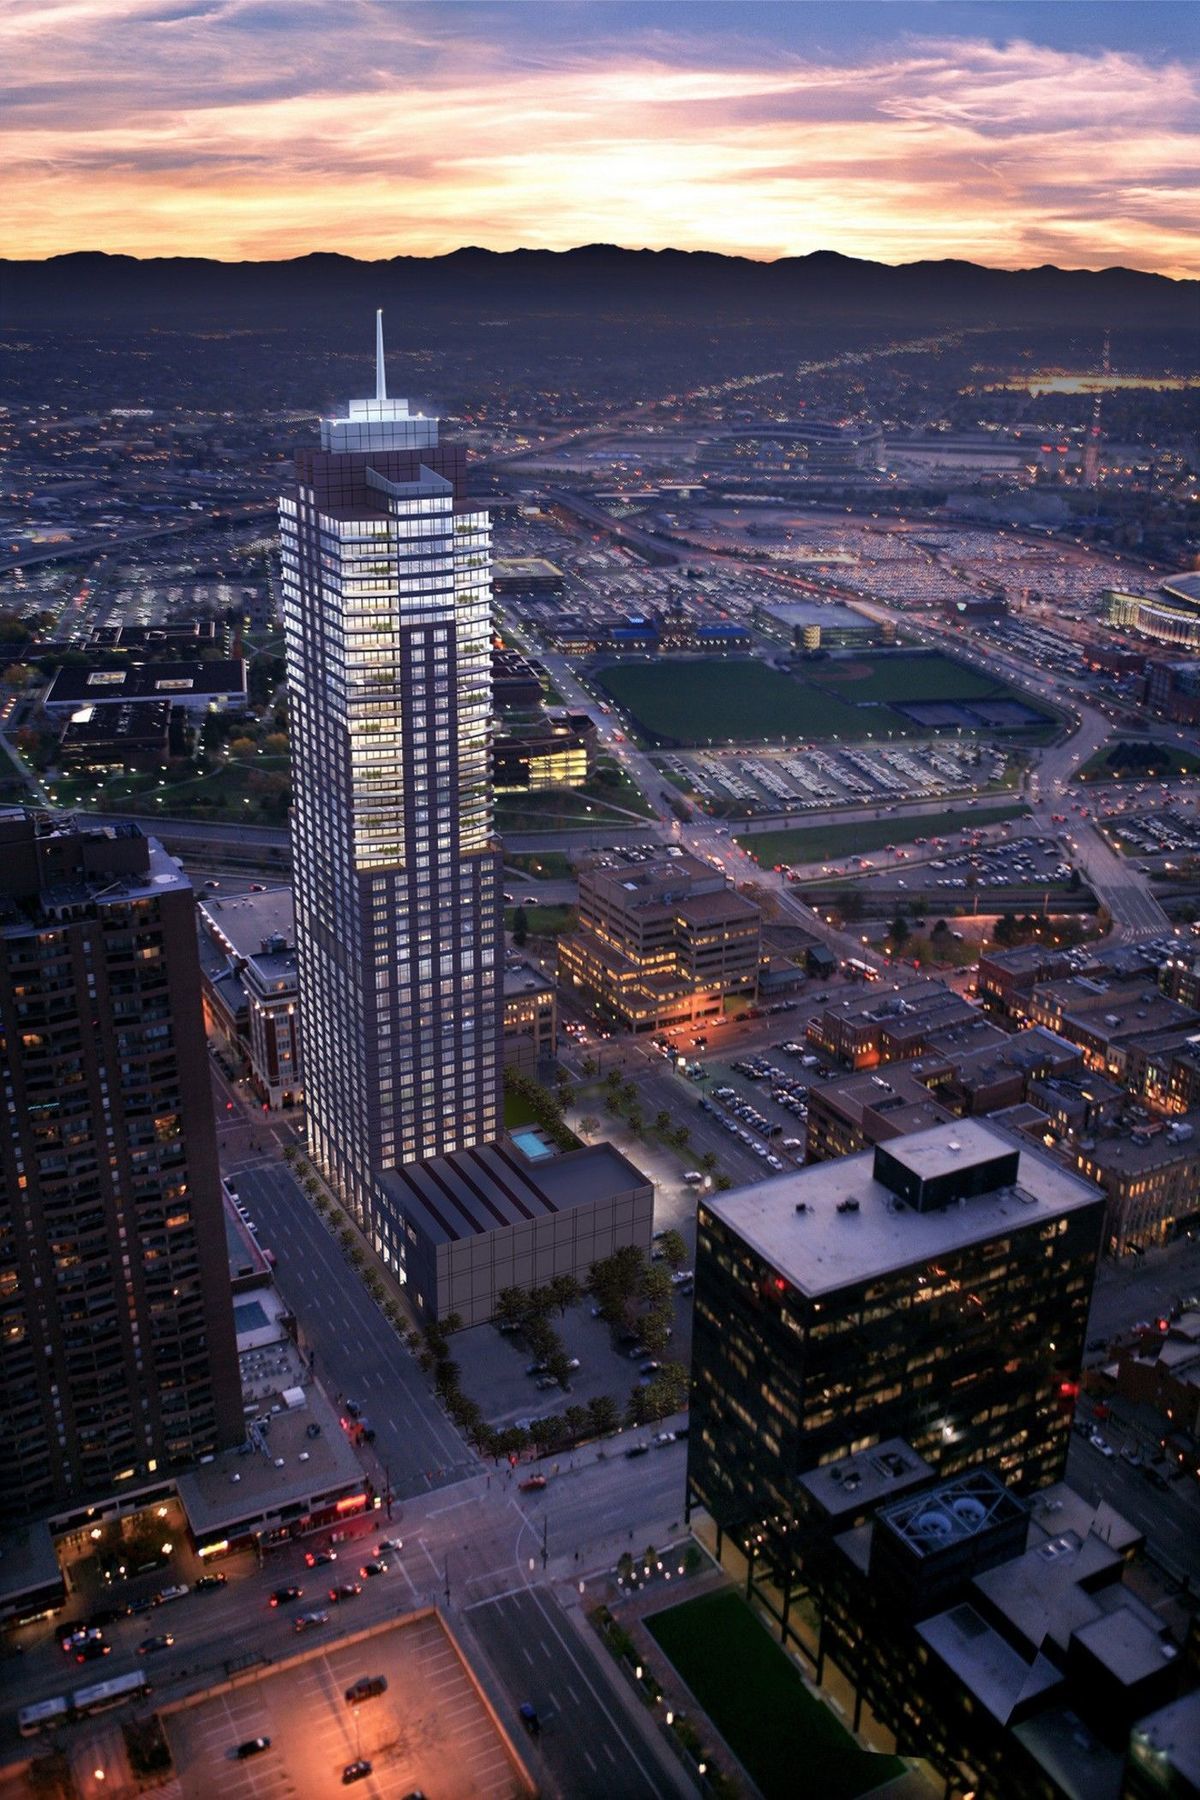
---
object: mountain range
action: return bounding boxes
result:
[2,246,1195,330]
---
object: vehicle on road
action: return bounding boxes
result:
[359,1561,388,1578]
[138,1635,174,1655]
[1090,1434,1115,1457]
[330,1583,362,1602]
[194,1574,227,1592]
[625,1443,650,1459]
[306,1550,337,1567]
[342,1761,372,1785]
[235,1738,271,1759]
[519,1475,547,1492]
[269,1587,303,1607]
[61,1626,103,1655]
[652,1431,676,1447]
[75,1638,111,1664]
[294,1611,329,1632]
[375,1539,403,1556]
[519,1702,540,1738]
[154,1584,189,1605]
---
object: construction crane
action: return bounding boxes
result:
[1082,328,1110,488]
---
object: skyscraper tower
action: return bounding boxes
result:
[279,317,501,1248]
[0,811,242,1525]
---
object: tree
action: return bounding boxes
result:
[627,1106,644,1136]
[586,1394,620,1438]
[562,1404,590,1443]
[604,1093,621,1116]
[580,1056,598,1078]
[931,918,949,939]
[889,912,910,952]
[605,1068,623,1091]
[654,1109,671,1135]
[441,1311,464,1337]
[512,905,529,947]
[547,1273,582,1317]
[579,1115,600,1141]
[714,1172,733,1190]
[658,1229,688,1269]
[546,1350,573,1390]
[671,1124,690,1149]
[699,1150,717,1173]
[493,1286,529,1332]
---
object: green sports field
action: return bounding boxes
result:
[597,653,1053,747]
[737,803,1032,868]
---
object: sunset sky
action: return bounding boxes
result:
[5,0,1198,274]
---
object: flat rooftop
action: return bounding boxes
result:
[1128,1691,1200,1792]
[176,1379,363,1542]
[199,886,295,961]
[798,1438,934,1520]
[377,1137,651,1248]
[704,1119,1103,1297]
[45,659,247,708]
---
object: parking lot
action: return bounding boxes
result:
[1110,808,1200,861]
[452,1282,695,1438]
[692,1041,826,1166]
[659,740,1007,813]
[920,832,1074,894]
[164,1611,524,1800]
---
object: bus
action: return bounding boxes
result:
[72,1669,150,1717]
[17,1696,70,1738]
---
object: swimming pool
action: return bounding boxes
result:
[511,1127,554,1161]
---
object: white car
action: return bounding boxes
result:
[1090,1434,1115,1458]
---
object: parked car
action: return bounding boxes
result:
[342,1762,373,1786]
[154,1584,189,1605]
[652,1431,676,1447]
[194,1574,227,1593]
[519,1475,547,1492]
[1090,1434,1115,1458]
[345,1676,388,1704]
[235,1738,270,1759]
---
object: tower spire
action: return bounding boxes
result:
[375,308,387,403]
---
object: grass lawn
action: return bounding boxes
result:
[495,788,635,833]
[647,1590,904,1800]
[505,903,576,936]
[505,850,575,880]
[503,1087,542,1129]
[1076,741,1200,783]
[598,659,861,745]
[737,803,1032,869]
[808,650,1003,704]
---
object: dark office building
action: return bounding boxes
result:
[687,1119,1105,1655]
[0,811,242,1525]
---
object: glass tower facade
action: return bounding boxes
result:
[279,335,502,1264]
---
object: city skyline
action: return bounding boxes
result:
[4,0,1198,275]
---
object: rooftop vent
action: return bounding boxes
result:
[836,1198,860,1215]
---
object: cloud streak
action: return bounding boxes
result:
[2,1,1197,273]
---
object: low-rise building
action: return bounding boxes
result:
[558,853,761,1032]
[804,1064,957,1163]
[197,889,302,1110]
[806,979,977,1070]
[376,1136,652,1326]
[58,699,171,773]
[502,958,557,1072]
[793,1458,1191,1800]
[1074,1118,1200,1256]
[978,944,1079,1020]
[493,711,595,792]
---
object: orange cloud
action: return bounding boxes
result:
[2,4,1197,274]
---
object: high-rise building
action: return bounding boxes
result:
[0,810,242,1525]
[279,317,501,1245]
[687,1119,1105,1640]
